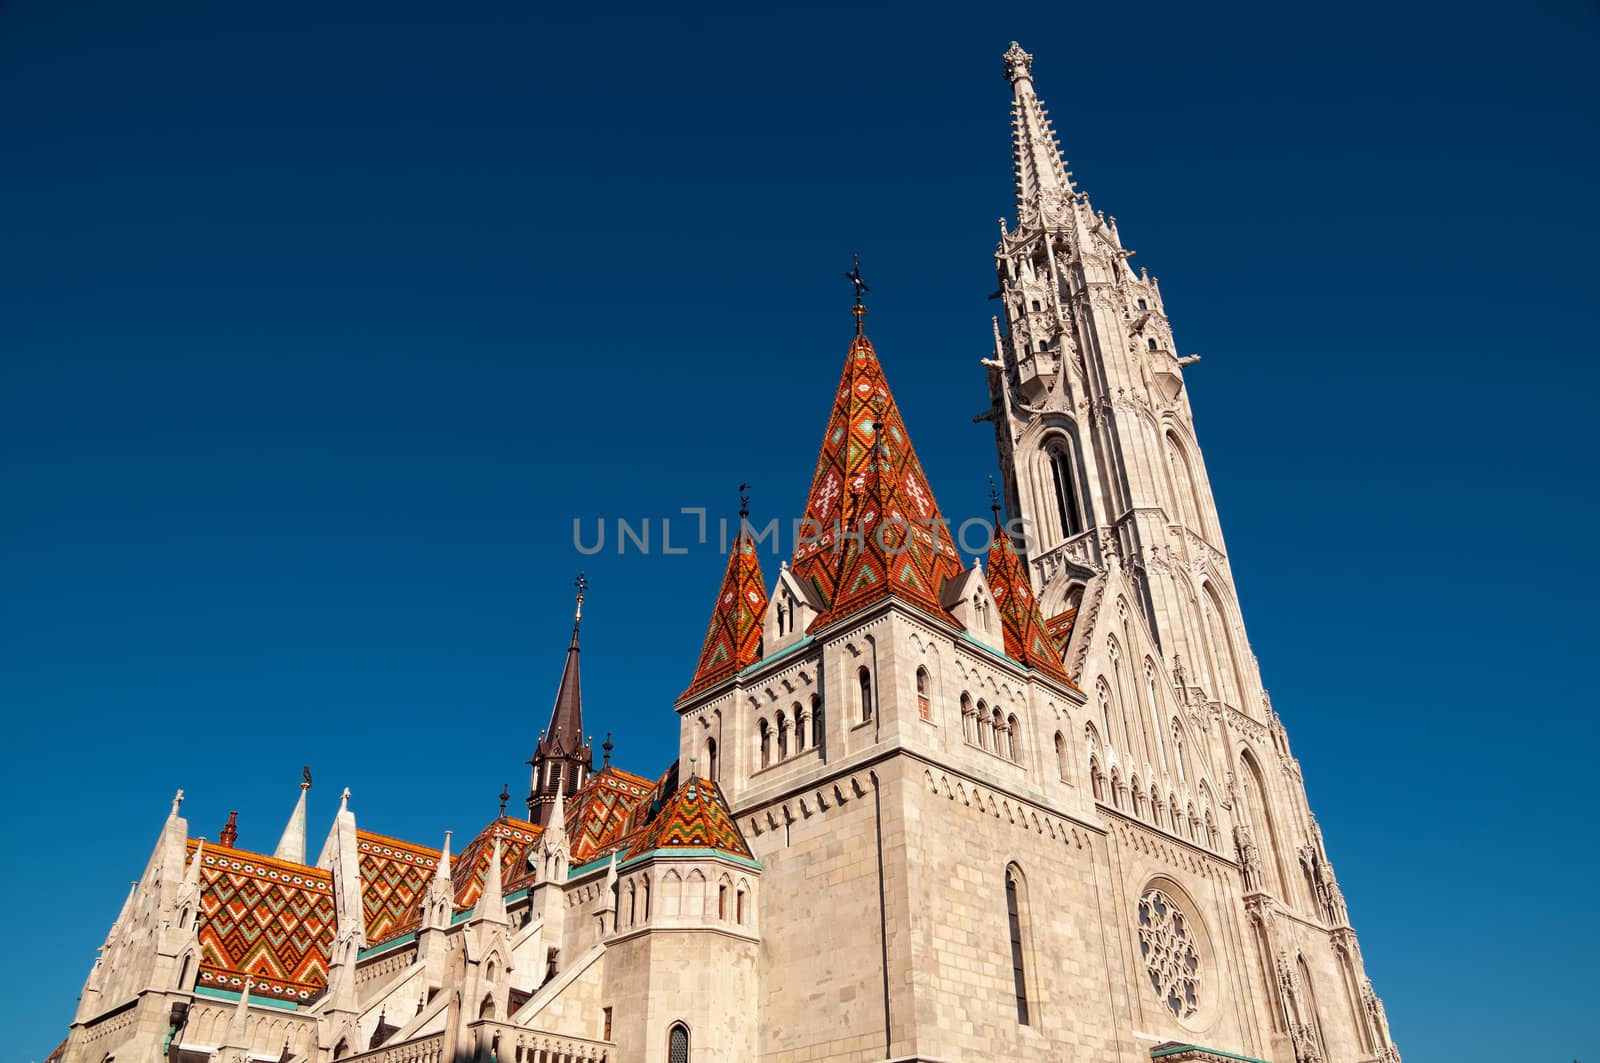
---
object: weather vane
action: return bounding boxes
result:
[738,482,751,519]
[845,253,869,335]
[573,572,588,621]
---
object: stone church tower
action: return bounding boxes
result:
[45,41,1401,1063]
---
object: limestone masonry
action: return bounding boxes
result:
[52,42,1401,1063]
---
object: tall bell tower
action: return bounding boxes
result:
[981,43,1402,1063]
[982,41,1250,718]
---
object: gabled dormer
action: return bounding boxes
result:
[763,562,823,657]
[942,563,1004,653]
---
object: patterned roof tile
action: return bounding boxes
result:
[681,530,768,698]
[792,335,966,631]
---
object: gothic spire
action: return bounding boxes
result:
[1002,41,1074,227]
[272,770,311,865]
[527,576,594,826]
[543,574,586,753]
[680,493,769,699]
[791,317,966,631]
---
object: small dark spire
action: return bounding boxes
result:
[219,810,239,849]
[989,475,1004,524]
[498,783,510,818]
[602,732,614,768]
[738,483,750,521]
[845,253,869,336]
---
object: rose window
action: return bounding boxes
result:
[1137,888,1201,1019]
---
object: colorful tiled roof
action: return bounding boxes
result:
[622,776,752,861]
[185,840,336,1003]
[681,528,768,698]
[791,335,966,631]
[356,830,440,945]
[1046,606,1077,659]
[987,525,1080,689]
[452,818,542,905]
[568,766,656,863]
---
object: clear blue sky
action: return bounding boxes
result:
[3,1,1596,1058]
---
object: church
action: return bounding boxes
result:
[50,43,1402,1063]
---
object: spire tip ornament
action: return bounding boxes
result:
[1003,41,1033,83]
[845,254,869,336]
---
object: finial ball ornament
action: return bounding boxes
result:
[1003,41,1033,82]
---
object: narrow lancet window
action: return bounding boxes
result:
[1006,865,1031,1025]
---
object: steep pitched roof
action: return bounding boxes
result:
[567,766,656,863]
[451,818,543,906]
[987,524,1080,690]
[355,830,441,945]
[622,776,753,861]
[791,335,966,630]
[681,527,769,698]
[185,839,336,1003]
[534,617,585,759]
[1046,607,1077,659]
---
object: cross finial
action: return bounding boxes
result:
[171,789,185,816]
[989,475,1003,524]
[573,572,588,621]
[845,254,869,336]
[738,483,750,520]
[602,732,613,768]
[302,765,313,791]
[498,783,510,817]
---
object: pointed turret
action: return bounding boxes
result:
[527,576,594,826]
[1003,41,1075,227]
[791,314,966,630]
[272,768,312,865]
[985,496,1080,689]
[681,494,769,699]
[474,836,507,924]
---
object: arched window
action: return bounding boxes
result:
[1241,750,1290,896]
[961,693,975,742]
[1147,337,1159,350]
[1202,582,1244,707]
[1297,956,1328,1060]
[1046,438,1084,538]
[1137,298,1148,310]
[705,737,718,782]
[977,700,991,749]
[1005,864,1032,1025]
[758,719,771,769]
[791,702,805,752]
[1007,714,1021,761]
[1090,756,1105,800]
[736,885,747,925]
[1166,431,1204,534]
[333,1040,350,1060]
[1172,719,1187,783]
[916,667,931,721]
[993,708,1006,755]
[1038,338,1048,352]
[1096,679,1114,751]
[668,1022,690,1063]
[1144,659,1166,765]
[718,882,728,920]
[1131,777,1144,816]
[479,994,496,1019]
[776,710,788,759]
[858,667,873,723]
[1054,731,1069,782]
[1110,769,1124,808]
[1031,299,1042,311]
[810,694,823,750]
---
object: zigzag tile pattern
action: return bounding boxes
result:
[186,841,335,1002]
[568,768,655,863]
[624,777,751,860]
[988,526,1079,689]
[792,335,966,631]
[356,830,439,945]
[452,818,542,905]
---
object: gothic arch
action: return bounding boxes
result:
[1239,749,1291,898]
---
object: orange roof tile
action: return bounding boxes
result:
[681,528,768,698]
[987,526,1080,690]
[185,840,336,1003]
[791,335,966,631]
[622,776,752,861]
